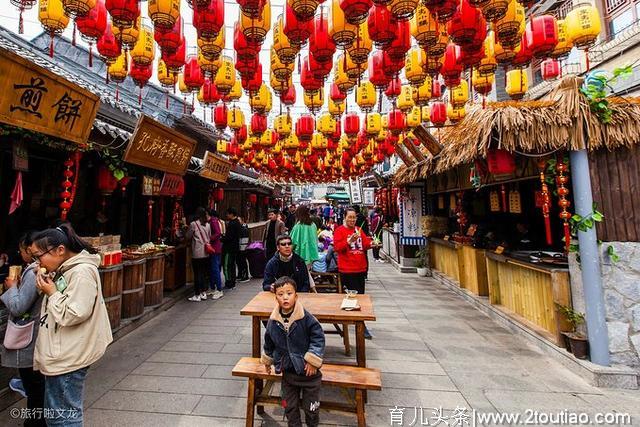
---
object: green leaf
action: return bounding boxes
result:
[592,212,604,222]
[113,169,125,181]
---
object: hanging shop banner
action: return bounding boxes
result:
[0,47,99,145]
[124,115,196,175]
[200,151,232,183]
[349,177,363,204]
[142,175,162,196]
[363,188,375,206]
[400,187,427,246]
[159,173,183,196]
[12,141,28,171]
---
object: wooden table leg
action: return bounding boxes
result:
[355,389,366,427]
[246,378,256,427]
[343,323,351,357]
[355,322,366,368]
[252,317,265,415]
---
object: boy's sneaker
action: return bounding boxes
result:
[206,290,215,297]
[9,378,27,398]
[212,290,224,300]
[200,292,208,300]
[188,295,201,302]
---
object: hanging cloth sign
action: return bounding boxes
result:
[400,187,426,246]
[12,141,28,171]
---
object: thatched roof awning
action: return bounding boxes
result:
[393,76,640,186]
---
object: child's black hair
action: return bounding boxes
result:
[273,276,297,291]
[18,231,36,249]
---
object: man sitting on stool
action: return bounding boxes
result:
[263,235,313,293]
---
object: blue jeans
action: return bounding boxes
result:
[210,253,223,291]
[44,367,88,427]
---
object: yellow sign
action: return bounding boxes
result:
[200,151,232,183]
[0,47,99,144]
[495,245,505,255]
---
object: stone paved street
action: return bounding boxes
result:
[2,260,639,426]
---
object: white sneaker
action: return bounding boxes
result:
[206,290,215,297]
[212,290,224,300]
[200,292,208,300]
[188,295,201,302]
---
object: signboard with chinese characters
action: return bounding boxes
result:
[141,176,162,196]
[200,151,232,183]
[12,141,28,171]
[124,115,196,175]
[349,177,362,204]
[363,188,375,206]
[400,187,426,246]
[159,173,183,196]
[0,47,99,145]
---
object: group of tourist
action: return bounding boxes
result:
[1,223,113,426]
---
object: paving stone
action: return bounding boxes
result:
[368,387,470,410]
[381,373,458,391]
[91,390,202,414]
[220,343,253,354]
[131,362,208,378]
[191,396,247,418]
[366,349,437,362]
[162,341,226,353]
[148,351,245,366]
[170,332,242,344]
[85,408,247,426]
[483,389,594,412]
[369,360,448,375]
[114,375,246,397]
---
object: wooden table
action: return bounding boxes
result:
[240,292,376,368]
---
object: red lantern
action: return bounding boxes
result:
[343,113,360,137]
[330,82,347,101]
[281,85,297,105]
[234,22,261,61]
[155,14,183,54]
[242,65,263,95]
[194,0,224,40]
[213,103,228,129]
[309,10,336,62]
[387,109,406,135]
[384,135,397,156]
[251,113,268,136]
[300,57,322,93]
[432,0,458,23]
[76,0,107,67]
[162,37,186,73]
[340,0,373,25]
[284,3,312,45]
[511,33,532,68]
[96,21,121,65]
[310,54,332,81]
[460,46,485,68]
[441,44,463,87]
[236,124,248,143]
[184,55,204,91]
[296,115,315,141]
[382,50,405,78]
[97,165,118,194]
[213,187,224,202]
[541,58,560,81]
[130,62,152,88]
[431,78,442,98]
[236,0,265,19]
[369,50,391,89]
[235,55,259,77]
[430,101,447,127]
[105,0,139,28]
[385,77,402,99]
[447,0,486,48]
[262,196,270,206]
[487,149,516,176]
[368,4,398,47]
[526,15,558,59]
[385,20,411,61]
[200,78,220,105]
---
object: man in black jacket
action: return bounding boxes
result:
[262,235,312,292]
[223,207,242,290]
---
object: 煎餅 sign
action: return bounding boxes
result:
[124,115,197,175]
[0,47,99,145]
[200,151,232,183]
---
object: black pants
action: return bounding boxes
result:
[340,272,366,295]
[224,251,237,287]
[372,246,381,260]
[236,250,248,279]
[282,371,322,427]
[19,368,46,427]
[265,244,276,262]
[192,257,209,295]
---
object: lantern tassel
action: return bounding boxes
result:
[18,7,24,34]
[72,21,76,47]
[116,84,119,102]
[49,32,54,58]
[585,49,590,72]
[139,87,143,105]
[88,43,93,68]
[106,72,109,85]
[563,221,571,253]
[166,92,169,109]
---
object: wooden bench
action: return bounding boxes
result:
[232,357,382,427]
[311,271,342,294]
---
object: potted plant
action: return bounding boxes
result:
[557,304,589,359]
[415,247,430,277]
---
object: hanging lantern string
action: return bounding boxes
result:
[72,21,76,47]
[18,6,24,34]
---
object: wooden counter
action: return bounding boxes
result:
[430,238,461,283]
[429,239,489,296]
[485,251,571,346]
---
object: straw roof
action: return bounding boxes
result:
[393,76,640,186]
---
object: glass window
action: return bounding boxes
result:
[609,9,634,37]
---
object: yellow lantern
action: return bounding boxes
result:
[345,52,367,81]
[317,113,337,136]
[366,113,381,136]
[377,114,389,141]
[304,88,324,113]
[330,0,357,48]
[197,52,221,77]
[477,31,497,76]
[178,73,190,95]
[275,114,293,136]
[244,135,258,150]
[158,59,177,88]
[130,23,154,66]
[411,4,440,49]
[271,72,290,95]
[397,85,415,111]
[271,47,294,82]
[228,107,245,130]
[199,26,225,60]
[261,130,276,148]
[311,132,325,150]
[390,0,419,21]
[283,133,300,150]
[227,80,243,102]
[428,21,449,57]
[421,106,430,122]
[494,37,518,65]
[407,106,422,127]
[328,98,345,117]
[61,0,96,17]
[505,69,528,99]
[550,19,573,59]
[217,140,228,153]
[148,0,180,30]
[241,0,271,44]
[566,4,601,49]
[113,16,140,49]
[273,14,298,64]
[39,0,70,44]
[250,84,270,114]
[405,48,427,86]
[108,52,128,83]
[495,0,524,48]
[214,56,236,95]
[472,69,494,95]
[334,54,355,93]
[481,0,510,24]
[265,88,273,114]
[412,76,432,106]
[356,81,377,112]
[347,22,372,65]
[450,80,469,108]
[255,149,266,161]
[447,104,466,123]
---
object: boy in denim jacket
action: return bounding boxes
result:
[262,276,325,427]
